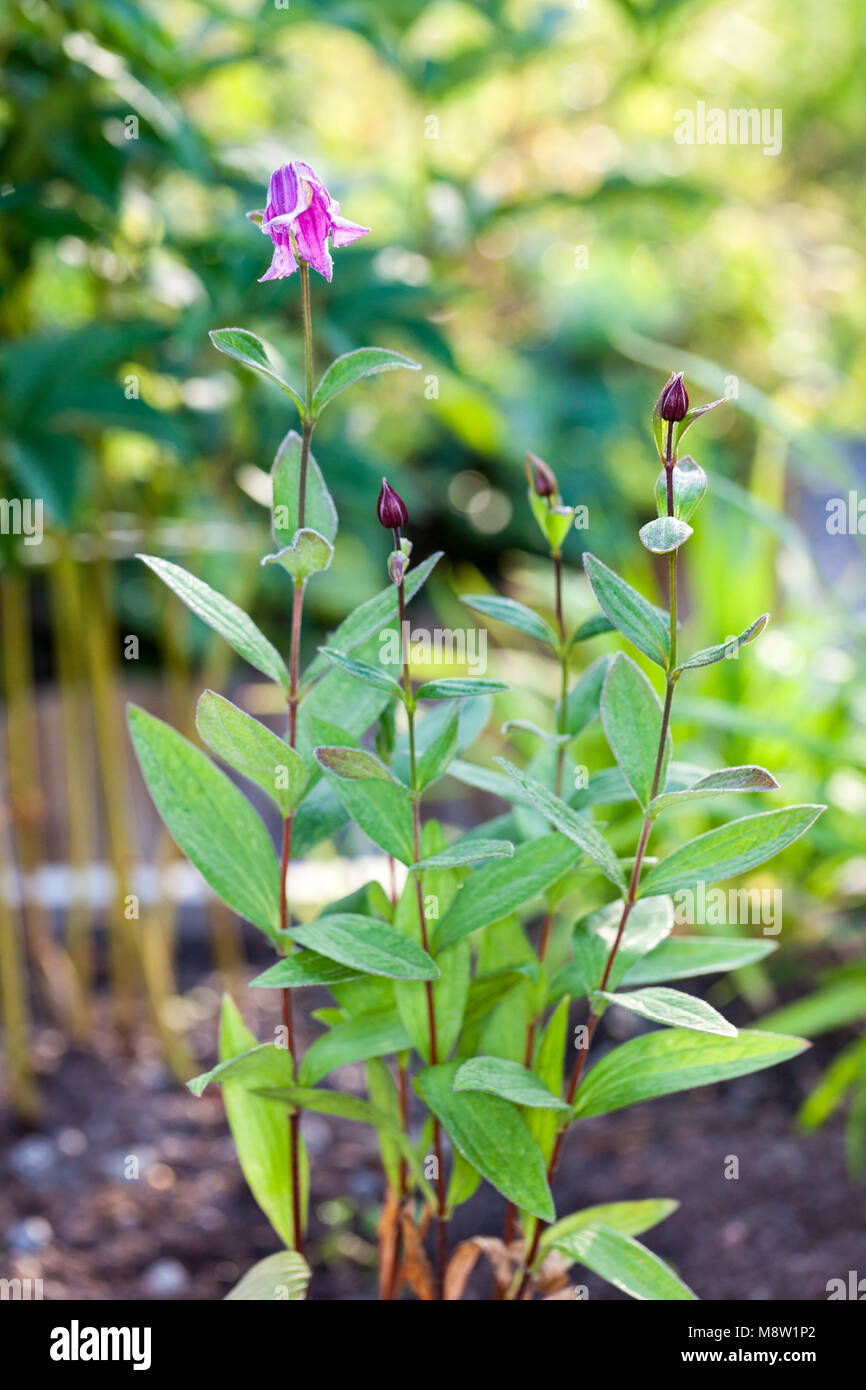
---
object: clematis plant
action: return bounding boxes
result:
[128,164,823,1301]
[252,160,370,283]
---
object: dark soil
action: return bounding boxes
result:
[2,970,863,1302]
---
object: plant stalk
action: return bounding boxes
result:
[398,575,448,1298]
[514,480,680,1299]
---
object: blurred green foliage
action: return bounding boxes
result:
[1,0,865,957]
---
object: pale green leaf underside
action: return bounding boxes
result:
[224,1251,310,1301]
[595,986,737,1037]
[452,1055,571,1110]
[290,913,439,980]
[551,1223,697,1300]
[313,346,420,415]
[539,1199,679,1257]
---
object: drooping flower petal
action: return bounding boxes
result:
[330,210,371,247]
[293,188,334,281]
[258,240,297,282]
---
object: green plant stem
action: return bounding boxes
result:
[276,262,317,1256]
[503,545,568,1250]
[398,576,448,1299]
[514,514,680,1299]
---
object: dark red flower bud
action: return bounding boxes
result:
[525,451,558,498]
[657,372,689,422]
[377,477,408,529]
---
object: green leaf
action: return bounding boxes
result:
[452,1056,570,1110]
[416,704,460,789]
[413,839,513,871]
[595,986,737,1037]
[601,654,669,807]
[622,936,777,986]
[415,1062,555,1221]
[263,528,333,583]
[460,593,557,646]
[525,998,570,1172]
[302,553,443,686]
[365,1057,404,1194]
[312,347,420,415]
[250,951,365,990]
[212,998,304,1250]
[209,327,304,415]
[271,430,338,546]
[676,613,769,673]
[493,759,626,891]
[568,895,674,995]
[196,691,308,817]
[563,655,612,737]
[551,1224,696,1300]
[289,913,439,981]
[224,1251,310,1301]
[649,765,779,817]
[639,517,693,554]
[433,833,576,952]
[446,1149,482,1213]
[415,677,509,700]
[313,745,395,782]
[539,1199,679,1256]
[568,612,616,647]
[320,765,414,863]
[573,1028,808,1119]
[318,646,403,698]
[655,456,707,524]
[757,977,866,1039]
[583,552,670,668]
[128,706,281,941]
[637,805,825,898]
[139,555,290,692]
[300,1012,411,1085]
[446,758,537,809]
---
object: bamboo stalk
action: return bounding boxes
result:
[1,565,84,1032]
[0,810,39,1119]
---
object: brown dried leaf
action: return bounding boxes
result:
[400,1206,436,1301]
[377,1186,402,1301]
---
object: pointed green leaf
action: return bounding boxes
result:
[209,327,304,414]
[319,765,413,863]
[290,913,439,981]
[563,655,612,737]
[494,759,626,891]
[433,833,576,952]
[313,745,395,782]
[601,654,670,808]
[313,347,421,415]
[196,690,308,817]
[318,646,403,698]
[595,986,737,1037]
[539,1199,679,1256]
[300,1012,411,1085]
[413,839,513,871]
[271,430,338,546]
[224,1251,310,1301]
[551,1223,696,1300]
[415,1062,555,1221]
[638,805,825,898]
[622,936,777,987]
[676,613,769,673]
[250,951,365,990]
[416,704,460,789]
[452,1056,570,1110]
[460,593,557,646]
[139,555,290,692]
[649,765,779,817]
[302,552,443,686]
[568,612,616,648]
[573,1028,808,1119]
[415,677,509,700]
[128,705,281,941]
[569,895,675,995]
[583,552,670,668]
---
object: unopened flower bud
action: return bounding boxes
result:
[525,451,558,499]
[377,477,408,530]
[388,549,408,585]
[657,372,689,423]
